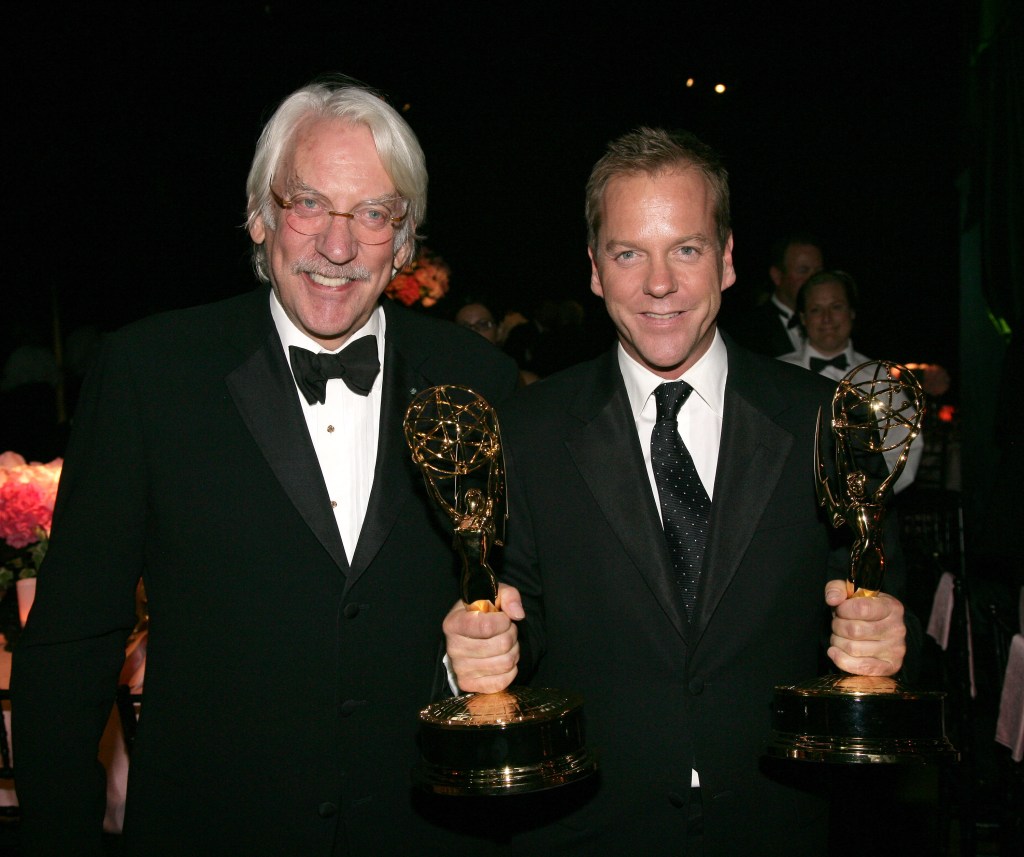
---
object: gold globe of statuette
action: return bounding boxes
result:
[404,386,597,794]
[769,361,958,764]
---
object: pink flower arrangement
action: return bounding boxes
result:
[0,452,62,586]
[385,247,451,308]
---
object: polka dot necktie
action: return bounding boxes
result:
[652,381,711,621]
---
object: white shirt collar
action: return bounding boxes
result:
[618,329,728,423]
[770,294,794,319]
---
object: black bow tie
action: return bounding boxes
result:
[288,337,380,405]
[809,354,849,373]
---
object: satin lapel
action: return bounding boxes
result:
[566,355,689,641]
[226,326,349,573]
[346,322,424,591]
[690,347,792,644]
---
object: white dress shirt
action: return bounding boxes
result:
[778,341,922,493]
[270,291,384,560]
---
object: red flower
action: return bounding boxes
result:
[384,247,451,308]
[387,274,424,307]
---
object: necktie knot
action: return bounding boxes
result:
[809,354,849,373]
[654,381,694,422]
[288,336,380,405]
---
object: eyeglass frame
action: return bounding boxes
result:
[268,185,408,243]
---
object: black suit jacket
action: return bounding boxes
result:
[11,287,518,856]
[494,337,913,855]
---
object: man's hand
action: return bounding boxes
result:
[443,583,524,693]
[825,580,907,676]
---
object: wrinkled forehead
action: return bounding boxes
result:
[278,117,390,189]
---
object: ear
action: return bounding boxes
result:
[589,248,604,299]
[393,240,413,274]
[769,265,783,288]
[721,234,737,292]
[249,214,267,245]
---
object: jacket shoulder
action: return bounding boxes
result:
[724,339,837,437]
[109,288,266,353]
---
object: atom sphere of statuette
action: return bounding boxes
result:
[403,385,501,478]
[832,360,925,456]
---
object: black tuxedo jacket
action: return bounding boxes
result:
[494,337,913,855]
[11,287,518,856]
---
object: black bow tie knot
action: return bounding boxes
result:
[288,337,380,405]
[809,354,849,373]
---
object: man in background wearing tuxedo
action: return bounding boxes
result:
[725,232,825,357]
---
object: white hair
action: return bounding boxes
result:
[245,79,426,282]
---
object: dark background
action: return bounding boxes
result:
[7,1,964,371]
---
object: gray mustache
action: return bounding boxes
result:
[293,260,372,280]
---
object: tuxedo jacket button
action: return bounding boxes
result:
[317,802,338,818]
[668,791,686,808]
[343,603,360,619]
[340,699,362,717]
[688,677,705,695]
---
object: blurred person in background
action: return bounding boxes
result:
[779,269,921,493]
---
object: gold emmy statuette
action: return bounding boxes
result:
[769,361,958,764]
[404,385,597,794]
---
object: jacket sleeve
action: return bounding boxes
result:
[11,334,145,855]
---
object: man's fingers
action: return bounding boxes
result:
[824,579,847,607]
[443,601,513,640]
[827,645,900,677]
[496,583,525,620]
[451,644,520,693]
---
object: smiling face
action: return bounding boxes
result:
[249,118,411,349]
[800,278,854,356]
[589,168,735,379]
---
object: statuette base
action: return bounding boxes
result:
[415,686,598,795]
[769,674,958,764]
